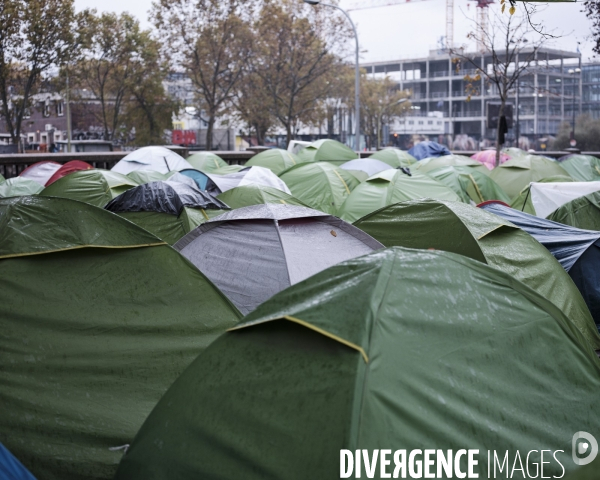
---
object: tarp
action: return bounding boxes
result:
[0,177,44,197]
[369,148,417,167]
[19,161,61,185]
[510,175,574,214]
[41,169,137,208]
[244,149,300,175]
[339,158,392,178]
[186,152,228,173]
[296,139,358,163]
[115,247,600,480]
[489,154,572,199]
[354,199,600,350]
[0,443,36,480]
[216,184,308,209]
[471,149,510,170]
[338,168,461,223]
[407,140,450,160]
[0,196,241,479]
[279,162,360,214]
[105,181,228,216]
[174,204,382,314]
[559,154,600,181]
[527,181,600,218]
[412,154,491,175]
[547,191,600,231]
[45,160,93,186]
[479,202,600,331]
[427,165,510,204]
[207,166,291,195]
[112,147,192,175]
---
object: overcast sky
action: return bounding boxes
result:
[74,0,595,64]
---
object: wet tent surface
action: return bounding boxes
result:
[174,204,382,314]
[0,196,241,480]
[116,248,600,480]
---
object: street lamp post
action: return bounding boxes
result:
[303,0,360,152]
[568,67,581,145]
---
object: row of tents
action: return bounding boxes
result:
[0,141,599,479]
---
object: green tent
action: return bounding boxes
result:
[489,154,571,200]
[412,154,490,175]
[337,169,461,223]
[296,139,358,163]
[127,170,167,185]
[115,247,600,480]
[369,148,417,167]
[511,176,575,214]
[427,165,510,204]
[0,177,44,197]
[279,162,360,214]
[0,196,241,480]
[502,147,530,159]
[547,191,600,231]
[559,154,600,181]
[186,152,228,172]
[244,149,301,175]
[354,199,600,350]
[210,164,245,175]
[41,169,137,208]
[216,184,308,209]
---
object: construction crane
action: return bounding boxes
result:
[345,0,494,52]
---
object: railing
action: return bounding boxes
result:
[430,71,449,77]
[430,92,448,98]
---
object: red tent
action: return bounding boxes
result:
[45,161,93,186]
[19,161,62,186]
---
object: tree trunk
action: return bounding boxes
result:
[206,115,215,151]
[495,100,505,168]
[285,123,292,148]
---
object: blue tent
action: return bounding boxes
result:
[178,169,215,191]
[480,201,600,332]
[408,141,451,160]
[0,443,36,480]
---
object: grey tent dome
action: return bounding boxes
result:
[174,204,383,314]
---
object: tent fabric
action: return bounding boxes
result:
[186,152,228,173]
[0,443,37,480]
[296,139,358,163]
[126,170,167,185]
[471,149,510,170]
[479,202,600,332]
[502,147,530,159]
[0,196,164,259]
[45,160,93,186]
[369,148,417,167]
[338,168,461,223]
[339,158,392,178]
[426,165,510,204]
[547,191,600,231]
[177,169,215,190]
[112,147,192,175]
[105,181,229,216]
[0,178,44,197]
[41,170,137,208]
[244,149,300,175]
[216,184,308,209]
[489,154,572,199]
[19,161,61,185]
[279,162,360,215]
[354,199,600,350]
[0,196,241,480]
[207,166,291,195]
[174,204,382,315]
[559,154,600,181]
[115,247,600,480]
[527,181,600,219]
[510,175,575,214]
[407,140,451,160]
[411,154,491,175]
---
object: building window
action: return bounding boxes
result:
[428,120,433,125]
[56,102,64,116]
[408,121,414,125]
[418,121,424,125]
[43,102,51,117]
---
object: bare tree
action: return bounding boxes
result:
[451,11,546,166]
[152,0,253,150]
[0,0,77,151]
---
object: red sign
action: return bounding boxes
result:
[172,130,197,145]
